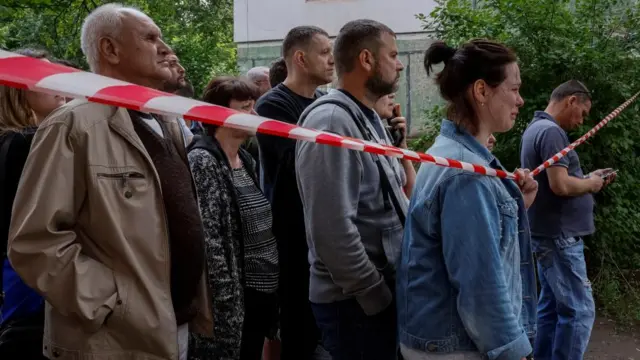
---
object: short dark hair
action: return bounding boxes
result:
[333,19,395,77]
[424,39,517,134]
[269,57,288,87]
[281,26,329,60]
[176,80,195,98]
[201,76,260,134]
[550,80,591,103]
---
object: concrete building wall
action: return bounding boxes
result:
[234,0,442,133]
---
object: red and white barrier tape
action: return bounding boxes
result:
[0,50,635,180]
[530,92,639,176]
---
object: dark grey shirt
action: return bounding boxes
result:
[520,111,595,239]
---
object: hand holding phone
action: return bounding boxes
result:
[387,104,406,147]
[601,169,618,179]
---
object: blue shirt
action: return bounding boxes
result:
[396,120,536,360]
[520,111,595,239]
[2,258,44,325]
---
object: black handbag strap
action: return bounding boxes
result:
[299,99,406,225]
[0,133,14,309]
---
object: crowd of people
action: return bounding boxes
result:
[0,3,616,360]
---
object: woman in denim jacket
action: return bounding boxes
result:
[396,39,538,360]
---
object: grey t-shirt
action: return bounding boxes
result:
[520,111,595,239]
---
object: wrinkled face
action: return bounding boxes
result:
[374,93,396,119]
[481,62,524,133]
[365,32,404,99]
[25,60,66,120]
[304,34,335,85]
[166,54,186,91]
[113,12,171,87]
[253,71,270,96]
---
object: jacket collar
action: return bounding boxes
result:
[439,119,497,166]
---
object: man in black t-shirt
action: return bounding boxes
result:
[254,25,334,360]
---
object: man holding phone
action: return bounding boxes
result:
[520,80,615,360]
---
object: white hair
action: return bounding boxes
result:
[246,66,270,82]
[81,3,152,72]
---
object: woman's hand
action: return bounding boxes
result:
[515,168,538,209]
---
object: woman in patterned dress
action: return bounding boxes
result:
[187,77,280,360]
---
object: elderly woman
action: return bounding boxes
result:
[0,49,66,359]
[188,77,279,360]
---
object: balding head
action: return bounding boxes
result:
[81,3,171,89]
[246,66,270,96]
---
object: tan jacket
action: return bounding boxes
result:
[8,99,213,360]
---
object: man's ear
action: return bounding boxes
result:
[358,49,375,73]
[99,37,120,66]
[293,50,305,69]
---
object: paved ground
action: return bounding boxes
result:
[585,317,640,360]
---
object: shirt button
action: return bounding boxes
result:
[124,190,133,199]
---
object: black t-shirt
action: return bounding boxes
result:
[254,83,322,201]
[337,89,386,139]
[254,83,324,307]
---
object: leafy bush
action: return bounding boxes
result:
[413,0,640,323]
[0,0,237,95]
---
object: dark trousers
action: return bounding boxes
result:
[0,310,46,360]
[311,298,398,360]
[278,286,322,360]
[240,287,279,360]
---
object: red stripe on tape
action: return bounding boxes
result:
[257,120,297,137]
[184,105,236,125]
[316,133,345,147]
[0,57,78,88]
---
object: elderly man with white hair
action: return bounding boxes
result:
[247,66,271,96]
[8,3,212,360]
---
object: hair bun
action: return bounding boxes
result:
[424,41,457,76]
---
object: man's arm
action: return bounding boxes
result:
[441,175,532,360]
[296,106,392,316]
[8,119,118,333]
[537,127,601,196]
[547,167,601,196]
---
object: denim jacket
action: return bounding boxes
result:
[397,120,537,360]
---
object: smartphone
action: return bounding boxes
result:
[601,169,618,179]
[387,104,404,147]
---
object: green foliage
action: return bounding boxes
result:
[0,0,237,95]
[414,0,640,323]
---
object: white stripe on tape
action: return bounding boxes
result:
[401,149,421,160]
[34,72,130,97]
[340,139,366,151]
[143,95,199,116]
[434,156,450,166]
[289,127,320,142]
[0,50,23,59]
[223,113,261,133]
[461,162,475,172]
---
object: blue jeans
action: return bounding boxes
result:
[532,236,595,360]
[311,298,397,360]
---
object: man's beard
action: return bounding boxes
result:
[163,79,182,93]
[365,66,398,99]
